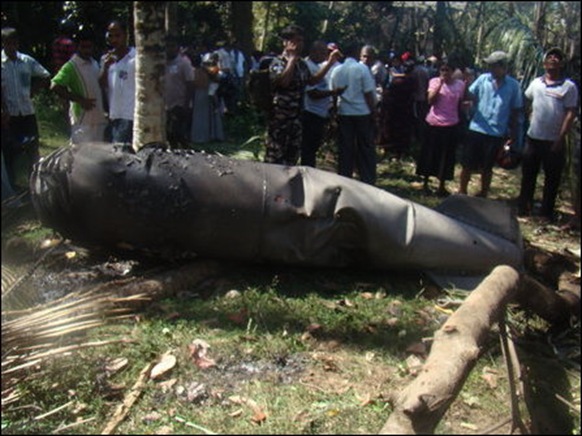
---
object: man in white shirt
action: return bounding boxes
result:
[99,20,136,144]
[301,40,344,167]
[518,47,579,221]
[330,43,377,185]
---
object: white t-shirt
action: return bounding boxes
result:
[304,58,331,119]
[105,47,136,121]
[330,57,375,116]
[525,76,578,141]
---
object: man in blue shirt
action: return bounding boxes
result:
[330,43,377,185]
[459,51,523,198]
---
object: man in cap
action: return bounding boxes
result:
[458,50,523,198]
[264,24,341,165]
[517,47,579,222]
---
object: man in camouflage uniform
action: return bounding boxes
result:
[265,25,341,165]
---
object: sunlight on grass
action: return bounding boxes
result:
[4,91,579,435]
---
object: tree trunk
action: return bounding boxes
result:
[433,1,446,58]
[379,265,520,434]
[165,1,178,37]
[321,1,334,36]
[231,1,254,54]
[474,2,485,65]
[133,1,166,151]
[533,2,547,48]
[259,1,272,52]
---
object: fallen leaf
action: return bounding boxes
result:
[385,317,399,327]
[306,323,322,333]
[363,324,377,333]
[357,392,375,407]
[188,339,217,369]
[157,378,177,393]
[462,394,480,408]
[228,395,244,405]
[338,298,355,307]
[360,292,374,300]
[65,251,77,259]
[228,396,267,424]
[460,422,478,430]
[186,382,207,403]
[405,355,423,375]
[481,367,498,389]
[251,409,267,424]
[326,408,340,417]
[405,342,427,356]
[156,425,174,435]
[387,300,402,316]
[322,300,338,310]
[150,354,177,380]
[227,308,248,325]
[105,357,129,375]
[224,289,241,299]
[142,411,162,423]
[229,408,243,418]
[40,238,61,249]
[481,372,498,389]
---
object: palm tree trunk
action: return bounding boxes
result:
[321,1,334,36]
[133,1,166,151]
[231,1,254,54]
[260,1,272,52]
[165,1,178,37]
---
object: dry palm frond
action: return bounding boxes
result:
[1,286,150,408]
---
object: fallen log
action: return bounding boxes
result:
[379,265,520,434]
[515,274,580,326]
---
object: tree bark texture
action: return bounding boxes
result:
[231,1,254,55]
[133,1,166,151]
[379,265,520,434]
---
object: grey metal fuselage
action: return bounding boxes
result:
[30,143,523,279]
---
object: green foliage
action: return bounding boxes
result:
[34,89,70,152]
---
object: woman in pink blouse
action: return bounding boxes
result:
[415,60,466,196]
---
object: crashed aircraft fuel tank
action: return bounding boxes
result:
[30,143,523,288]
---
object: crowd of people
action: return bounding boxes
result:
[1,21,580,230]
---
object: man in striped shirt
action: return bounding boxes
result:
[51,28,107,144]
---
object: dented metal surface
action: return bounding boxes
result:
[30,143,523,286]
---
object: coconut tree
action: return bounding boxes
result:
[132,1,166,151]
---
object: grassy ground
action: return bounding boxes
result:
[2,91,580,434]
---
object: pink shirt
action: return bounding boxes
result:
[425,78,465,127]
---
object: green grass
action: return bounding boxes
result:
[2,95,580,435]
